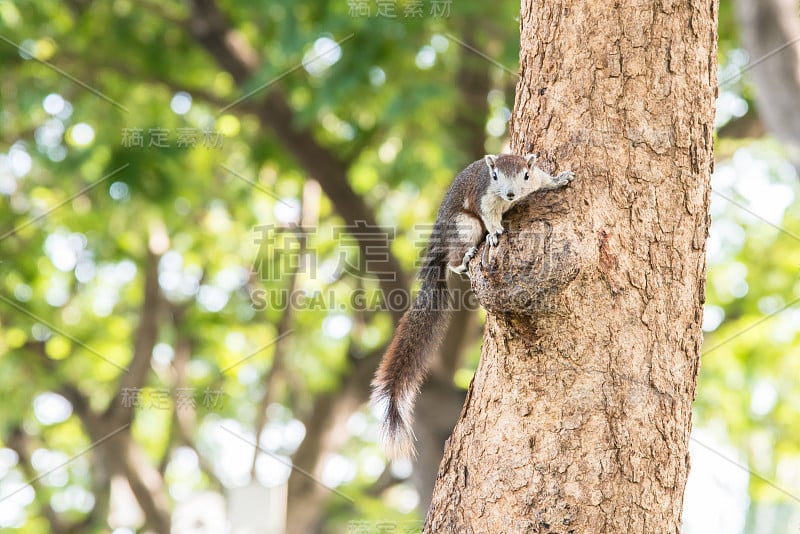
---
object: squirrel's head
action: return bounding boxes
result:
[484,153,538,203]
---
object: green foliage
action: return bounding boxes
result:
[696,139,800,515]
[0,0,524,530]
[0,0,797,531]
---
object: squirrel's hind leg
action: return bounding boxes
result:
[449,246,478,274]
[446,214,484,274]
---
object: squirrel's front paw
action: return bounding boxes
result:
[486,232,499,247]
[555,170,575,186]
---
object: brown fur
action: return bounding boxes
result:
[371,154,574,459]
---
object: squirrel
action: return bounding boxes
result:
[370,153,575,459]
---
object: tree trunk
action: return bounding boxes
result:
[425,1,717,532]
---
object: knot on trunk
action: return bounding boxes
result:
[468,196,589,317]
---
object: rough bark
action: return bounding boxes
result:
[735,0,800,160]
[426,0,717,532]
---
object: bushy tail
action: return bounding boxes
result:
[371,242,450,459]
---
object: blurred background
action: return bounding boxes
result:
[0,0,799,532]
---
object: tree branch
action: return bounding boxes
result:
[286,346,382,534]
[121,439,172,532]
[8,429,70,534]
[365,464,403,497]
[716,109,766,139]
[166,313,224,490]
[736,0,800,161]
[8,426,105,533]
[60,384,92,420]
[185,0,257,83]
[105,248,161,424]
[250,180,320,477]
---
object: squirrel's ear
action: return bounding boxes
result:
[525,154,537,168]
[484,155,497,169]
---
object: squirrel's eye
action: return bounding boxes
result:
[492,171,498,180]
[524,172,529,180]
